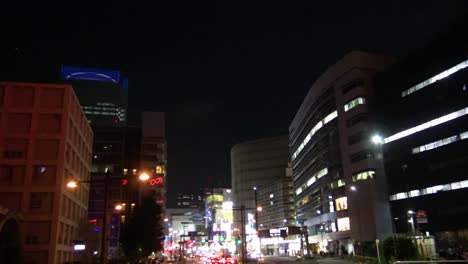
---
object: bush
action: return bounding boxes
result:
[382,236,417,261]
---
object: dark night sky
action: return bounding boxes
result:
[1,1,467,206]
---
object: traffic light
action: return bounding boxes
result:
[236,239,242,244]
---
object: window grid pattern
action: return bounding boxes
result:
[292,110,338,160]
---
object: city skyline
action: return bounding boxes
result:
[1,1,467,205]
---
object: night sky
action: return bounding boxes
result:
[1,1,467,206]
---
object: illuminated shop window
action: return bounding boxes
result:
[335,197,348,211]
[344,97,366,112]
[337,217,350,231]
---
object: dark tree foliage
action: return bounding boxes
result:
[382,236,418,260]
[122,195,164,259]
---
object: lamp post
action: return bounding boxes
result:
[66,171,149,264]
[372,134,398,258]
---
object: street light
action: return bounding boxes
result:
[66,180,78,189]
[372,134,383,145]
[164,218,169,222]
[115,204,122,211]
[350,185,357,192]
[256,206,263,212]
[139,172,150,181]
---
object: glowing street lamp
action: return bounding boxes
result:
[256,206,263,212]
[139,172,150,181]
[372,134,383,145]
[164,218,169,222]
[350,186,357,192]
[115,204,123,211]
[66,180,78,189]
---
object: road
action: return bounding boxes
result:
[263,256,351,264]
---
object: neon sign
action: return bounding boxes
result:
[150,177,163,186]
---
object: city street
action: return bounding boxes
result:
[263,256,350,264]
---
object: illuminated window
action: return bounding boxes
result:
[412,132,468,154]
[344,97,366,112]
[295,188,303,195]
[123,169,128,175]
[331,222,337,232]
[337,217,350,231]
[121,215,126,223]
[297,196,309,207]
[335,197,348,211]
[329,201,335,213]
[121,203,126,211]
[384,107,468,144]
[292,110,338,160]
[337,179,345,187]
[132,169,137,175]
[269,194,274,199]
[352,170,375,182]
[156,166,164,174]
[402,60,468,97]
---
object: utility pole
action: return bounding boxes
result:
[100,172,110,264]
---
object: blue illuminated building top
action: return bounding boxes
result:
[61,65,121,83]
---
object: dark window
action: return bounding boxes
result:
[26,235,39,244]
[30,193,42,209]
[346,113,368,128]
[3,151,24,159]
[348,131,366,145]
[350,150,373,163]
[342,79,364,94]
[0,166,13,183]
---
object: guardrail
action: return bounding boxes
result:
[394,261,468,264]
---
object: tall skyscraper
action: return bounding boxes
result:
[60,65,128,126]
[0,82,93,263]
[289,51,394,254]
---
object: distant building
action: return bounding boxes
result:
[375,23,468,250]
[60,65,128,126]
[0,82,93,263]
[177,193,204,209]
[231,136,290,212]
[257,163,298,256]
[289,51,394,254]
[205,188,233,242]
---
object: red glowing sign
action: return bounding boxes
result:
[149,177,163,186]
[122,179,128,186]
[89,219,97,223]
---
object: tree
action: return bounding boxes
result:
[122,195,164,259]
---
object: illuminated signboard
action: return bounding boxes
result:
[60,65,121,83]
[150,177,163,186]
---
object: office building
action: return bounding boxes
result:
[0,82,93,263]
[231,136,290,211]
[289,51,394,254]
[60,65,128,126]
[374,24,468,250]
[257,163,299,256]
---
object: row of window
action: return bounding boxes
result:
[330,179,346,189]
[389,179,468,201]
[295,168,328,195]
[292,111,338,160]
[384,106,468,144]
[344,97,366,112]
[402,59,468,97]
[412,131,468,154]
